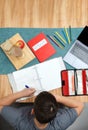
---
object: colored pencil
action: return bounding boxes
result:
[47,35,63,49]
[55,31,67,44]
[53,35,65,48]
[69,25,72,42]
[64,27,70,44]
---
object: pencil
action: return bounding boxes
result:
[55,31,67,44]
[53,35,65,48]
[47,35,63,49]
[47,35,60,47]
[64,27,70,44]
[53,36,64,49]
[69,25,72,42]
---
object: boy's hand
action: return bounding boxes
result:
[53,94,60,101]
[20,88,36,97]
[0,88,36,110]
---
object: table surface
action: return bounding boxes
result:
[0,28,88,102]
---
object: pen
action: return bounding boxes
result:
[55,31,67,44]
[64,27,70,44]
[25,85,30,88]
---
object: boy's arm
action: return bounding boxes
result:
[0,88,35,111]
[54,95,84,115]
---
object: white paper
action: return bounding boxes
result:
[8,57,66,99]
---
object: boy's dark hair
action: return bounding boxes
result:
[34,91,59,123]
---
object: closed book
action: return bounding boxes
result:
[27,32,56,62]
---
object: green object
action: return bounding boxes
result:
[0,28,83,74]
[64,28,71,44]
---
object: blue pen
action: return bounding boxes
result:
[25,85,30,88]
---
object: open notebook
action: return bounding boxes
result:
[8,57,66,99]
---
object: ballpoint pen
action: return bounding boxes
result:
[25,85,30,88]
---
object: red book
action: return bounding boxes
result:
[27,33,56,62]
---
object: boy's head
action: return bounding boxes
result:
[34,91,58,124]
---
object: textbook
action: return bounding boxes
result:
[8,57,66,98]
[27,32,56,62]
[61,69,88,96]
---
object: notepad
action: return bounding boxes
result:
[8,57,66,98]
[61,69,88,96]
[27,32,56,62]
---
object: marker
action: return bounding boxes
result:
[25,85,30,88]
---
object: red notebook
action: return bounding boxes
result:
[27,33,56,62]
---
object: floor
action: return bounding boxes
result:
[0,0,88,28]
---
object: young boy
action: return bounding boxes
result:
[0,88,84,130]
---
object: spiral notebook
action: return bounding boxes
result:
[8,57,66,98]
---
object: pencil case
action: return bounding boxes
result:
[61,69,88,96]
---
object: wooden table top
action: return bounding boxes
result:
[0,75,88,103]
[0,0,88,103]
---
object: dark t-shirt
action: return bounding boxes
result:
[0,105,78,130]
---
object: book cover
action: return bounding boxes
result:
[27,32,56,62]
